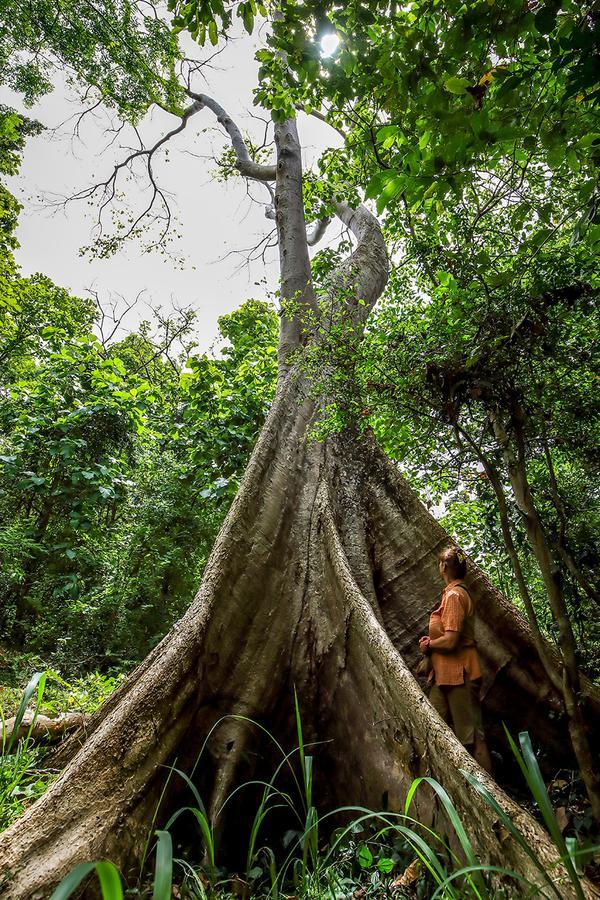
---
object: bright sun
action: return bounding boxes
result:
[320,32,340,57]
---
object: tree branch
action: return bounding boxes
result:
[306,217,331,246]
[58,93,277,251]
[187,91,276,182]
[333,200,389,312]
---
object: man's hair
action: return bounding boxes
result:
[439,546,467,580]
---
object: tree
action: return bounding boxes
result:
[0,2,599,896]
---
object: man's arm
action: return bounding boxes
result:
[428,630,461,652]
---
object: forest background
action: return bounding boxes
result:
[0,0,599,893]
[1,0,598,685]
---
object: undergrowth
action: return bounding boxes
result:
[2,677,599,899]
[0,669,121,831]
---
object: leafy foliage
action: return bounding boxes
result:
[0,0,183,118]
[0,286,278,670]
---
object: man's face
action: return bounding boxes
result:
[438,559,445,578]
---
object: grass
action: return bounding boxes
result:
[1,676,598,899]
[0,668,125,719]
[0,669,121,832]
[0,671,57,830]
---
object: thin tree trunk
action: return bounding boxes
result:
[490,407,600,823]
[541,435,600,607]
[461,434,562,694]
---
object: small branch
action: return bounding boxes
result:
[305,107,348,140]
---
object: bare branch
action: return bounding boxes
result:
[187,91,276,182]
[56,91,277,252]
[89,289,147,351]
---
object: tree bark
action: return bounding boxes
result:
[274,118,318,374]
[2,115,600,899]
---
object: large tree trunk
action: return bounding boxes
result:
[1,368,599,898]
[2,114,599,898]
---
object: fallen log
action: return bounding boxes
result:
[1,712,90,750]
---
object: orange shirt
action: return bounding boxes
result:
[428,580,482,686]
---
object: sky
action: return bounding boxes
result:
[1,26,341,351]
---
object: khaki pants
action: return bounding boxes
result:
[429,678,484,747]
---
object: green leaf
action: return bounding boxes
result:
[547,144,565,168]
[376,124,400,144]
[364,171,386,200]
[357,844,373,868]
[96,861,124,900]
[535,6,558,35]
[461,769,563,900]
[242,5,254,34]
[529,226,554,248]
[515,731,584,898]
[578,132,600,149]
[6,671,47,754]
[377,857,395,874]
[50,863,98,900]
[405,776,484,895]
[444,77,470,95]
[49,861,123,900]
[208,19,218,45]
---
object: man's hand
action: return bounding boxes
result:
[419,636,431,655]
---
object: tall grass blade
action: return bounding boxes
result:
[6,671,47,754]
[294,687,309,815]
[513,729,585,900]
[165,806,215,883]
[191,713,304,802]
[139,760,176,879]
[95,861,124,899]
[0,704,6,754]
[405,775,486,897]
[174,858,210,900]
[49,862,97,900]
[303,754,313,810]
[461,769,562,900]
[49,860,123,900]
[246,802,288,876]
[165,765,207,816]
[431,864,538,899]
[261,845,279,899]
[151,830,173,900]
